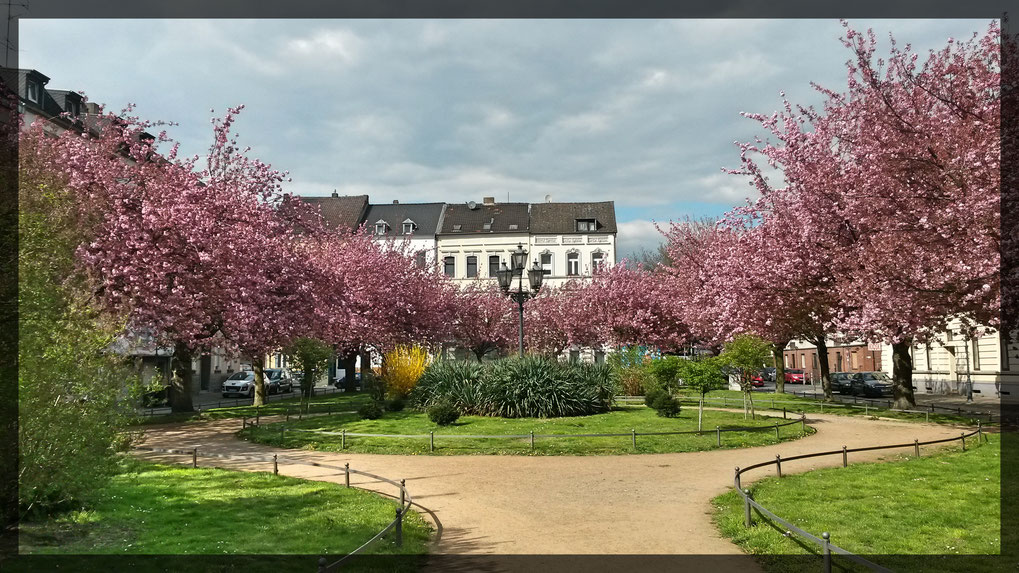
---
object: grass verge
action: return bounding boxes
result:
[711,434,1001,572]
[672,389,989,425]
[130,390,374,426]
[241,405,814,455]
[19,458,430,566]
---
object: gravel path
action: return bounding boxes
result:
[134,411,971,570]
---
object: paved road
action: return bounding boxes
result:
[135,410,971,571]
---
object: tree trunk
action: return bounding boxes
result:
[359,349,372,386]
[168,342,194,412]
[773,341,788,394]
[815,335,833,401]
[892,339,917,409]
[698,394,704,431]
[252,360,266,406]
[340,352,357,393]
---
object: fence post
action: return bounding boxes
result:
[430,431,435,452]
[978,421,983,443]
[783,407,786,419]
[914,439,920,458]
[734,467,741,491]
[820,402,823,414]
[280,425,285,440]
[344,463,350,487]
[192,447,198,468]
[865,404,869,416]
[530,431,534,451]
[744,489,753,527]
[400,479,406,508]
[723,396,727,407]
[800,414,805,433]
[273,454,278,475]
[842,445,847,467]
[632,429,637,450]
[822,532,832,573]
[341,429,346,449]
[716,426,721,447]
[395,507,403,547]
[775,454,782,477]
[961,432,966,451]
[774,424,779,440]
[926,411,929,423]
[318,556,327,573]
[242,416,247,429]
[286,406,290,422]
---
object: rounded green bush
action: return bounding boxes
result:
[357,402,384,420]
[427,402,460,426]
[386,397,406,412]
[650,393,681,418]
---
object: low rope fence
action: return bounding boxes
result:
[130,445,414,571]
[615,394,998,424]
[137,385,349,417]
[242,413,809,451]
[731,424,988,572]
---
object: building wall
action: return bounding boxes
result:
[436,233,533,286]
[782,341,882,382]
[527,233,615,289]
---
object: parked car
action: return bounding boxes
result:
[761,367,776,383]
[750,370,767,387]
[784,368,806,383]
[849,372,893,397]
[222,370,256,398]
[830,372,855,394]
[265,368,294,393]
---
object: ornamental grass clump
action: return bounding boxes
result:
[410,359,485,413]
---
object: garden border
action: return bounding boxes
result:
[130,445,416,571]
[729,423,988,572]
[242,413,809,452]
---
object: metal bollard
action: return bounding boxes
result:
[915,439,920,458]
[430,431,435,452]
[744,489,753,527]
[775,454,782,477]
[961,432,966,451]
[273,454,278,475]
[345,463,350,487]
[842,445,848,467]
[395,507,403,547]
[400,479,406,508]
[192,447,198,468]
[822,532,832,573]
[775,424,779,440]
[318,556,327,573]
[632,429,637,449]
[530,431,534,450]
[716,426,721,447]
[341,429,346,449]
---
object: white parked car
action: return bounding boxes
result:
[222,371,256,398]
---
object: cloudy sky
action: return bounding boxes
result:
[19,19,990,259]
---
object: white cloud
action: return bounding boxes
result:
[284,28,362,65]
[616,220,667,261]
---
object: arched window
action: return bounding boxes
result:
[591,250,605,273]
[566,251,580,276]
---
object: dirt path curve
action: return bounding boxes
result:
[135,412,970,569]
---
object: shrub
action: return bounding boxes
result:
[386,397,406,412]
[414,355,619,419]
[357,402,384,420]
[427,402,460,426]
[362,373,387,404]
[650,392,681,418]
[382,345,429,399]
[608,346,654,395]
[648,355,684,394]
[644,387,667,408]
[410,359,485,412]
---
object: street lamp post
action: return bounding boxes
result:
[496,243,544,357]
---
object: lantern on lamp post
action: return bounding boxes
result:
[496,243,544,357]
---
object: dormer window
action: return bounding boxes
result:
[26,82,40,104]
[402,219,416,235]
[65,99,80,117]
[374,220,389,235]
[576,219,597,232]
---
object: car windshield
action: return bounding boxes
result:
[832,373,850,380]
[863,373,891,382]
[266,370,281,380]
[788,369,804,374]
[227,372,249,381]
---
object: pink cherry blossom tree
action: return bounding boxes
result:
[450,280,516,360]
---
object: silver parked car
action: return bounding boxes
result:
[265,368,294,393]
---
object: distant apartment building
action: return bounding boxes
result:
[436,198,532,284]
[364,200,445,267]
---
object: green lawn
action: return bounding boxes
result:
[670,390,988,425]
[241,404,814,455]
[132,390,374,426]
[712,435,1001,572]
[19,458,431,565]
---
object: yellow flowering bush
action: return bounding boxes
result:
[383,345,430,398]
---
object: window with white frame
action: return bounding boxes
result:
[540,252,553,276]
[591,251,605,273]
[488,255,501,278]
[374,220,389,235]
[26,81,40,103]
[402,219,416,234]
[971,339,981,370]
[566,251,580,276]
[576,219,597,232]
[443,256,455,277]
[466,255,478,278]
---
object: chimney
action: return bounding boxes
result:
[483,196,495,205]
[393,200,399,204]
[331,190,339,198]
